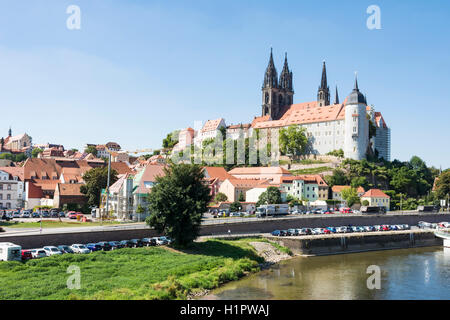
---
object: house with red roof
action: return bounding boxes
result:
[360,189,390,210]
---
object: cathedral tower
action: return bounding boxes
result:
[279,53,294,108]
[317,61,330,107]
[262,48,281,119]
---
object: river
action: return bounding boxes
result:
[204,247,450,300]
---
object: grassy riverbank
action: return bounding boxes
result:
[0,238,284,300]
[0,220,124,229]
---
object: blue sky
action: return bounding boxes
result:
[0,0,449,168]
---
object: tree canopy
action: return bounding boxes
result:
[84,145,98,157]
[279,125,308,159]
[80,167,118,207]
[256,187,282,206]
[145,163,211,247]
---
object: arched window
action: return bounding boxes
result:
[265,92,269,104]
[279,94,283,106]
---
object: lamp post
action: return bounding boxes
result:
[104,153,112,226]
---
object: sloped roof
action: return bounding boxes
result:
[201,118,224,133]
[362,189,390,198]
[332,185,365,193]
[110,162,133,175]
[203,167,234,181]
[57,183,84,196]
[0,166,24,181]
[228,166,292,175]
[227,178,270,188]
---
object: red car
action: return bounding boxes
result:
[21,250,33,260]
[67,211,78,219]
[324,211,334,214]
[381,225,390,231]
[323,229,332,234]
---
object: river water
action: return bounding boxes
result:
[205,247,450,300]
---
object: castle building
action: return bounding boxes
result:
[255,50,391,161]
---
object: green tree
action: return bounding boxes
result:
[32,148,43,158]
[341,187,360,207]
[80,167,118,207]
[162,131,180,149]
[362,200,370,206]
[84,145,98,156]
[279,125,308,159]
[256,187,282,206]
[325,168,348,187]
[229,201,242,212]
[435,170,450,200]
[238,191,245,202]
[214,192,228,203]
[145,163,211,247]
[351,176,369,190]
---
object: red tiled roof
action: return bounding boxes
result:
[203,167,234,181]
[201,118,224,133]
[332,185,365,193]
[362,189,390,198]
[28,182,43,199]
[228,166,291,175]
[0,167,24,181]
[57,183,85,196]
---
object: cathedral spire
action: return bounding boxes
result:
[280,52,293,91]
[263,48,278,88]
[354,72,359,91]
[317,61,330,107]
[335,85,340,104]
[8,127,11,137]
[320,61,328,90]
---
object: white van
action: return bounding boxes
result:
[0,242,22,261]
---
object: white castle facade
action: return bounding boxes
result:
[175,50,391,162]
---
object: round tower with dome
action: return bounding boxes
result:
[344,75,369,160]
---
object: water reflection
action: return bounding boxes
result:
[206,247,450,300]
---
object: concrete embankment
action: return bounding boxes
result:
[265,229,443,256]
[1,213,448,249]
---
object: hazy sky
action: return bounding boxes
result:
[0,0,449,168]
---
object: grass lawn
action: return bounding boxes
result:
[290,166,333,175]
[0,238,272,300]
[0,220,124,229]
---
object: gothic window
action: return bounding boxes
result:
[279,94,283,106]
[265,93,269,104]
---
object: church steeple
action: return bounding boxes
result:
[263,48,278,88]
[334,86,340,104]
[8,127,11,137]
[279,53,293,91]
[317,61,330,107]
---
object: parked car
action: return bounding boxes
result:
[364,226,375,232]
[336,226,347,233]
[130,239,143,247]
[57,245,74,254]
[70,244,91,254]
[86,243,102,252]
[108,241,124,250]
[1,212,12,221]
[43,246,63,256]
[119,240,134,248]
[323,228,332,234]
[32,211,41,218]
[159,236,173,244]
[21,211,31,218]
[326,227,337,233]
[402,224,410,230]
[381,225,391,231]
[230,212,241,217]
[156,237,169,245]
[296,228,311,235]
[374,225,383,231]
[271,230,282,236]
[51,211,60,218]
[41,211,50,218]
[96,242,112,251]
[21,250,33,260]
[141,238,156,246]
[59,212,66,218]
[30,249,47,259]
[67,212,78,219]
[287,229,298,236]
[13,211,21,218]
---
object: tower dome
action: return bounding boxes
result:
[345,75,367,105]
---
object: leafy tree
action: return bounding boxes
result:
[162,131,180,149]
[230,201,242,212]
[256,187,282,206]
[325,168,348,187]
[279,125,308,159]
[70,148,79,152]
[435,171,450,200]
[327,149,344,158]
[341,187,360,207]
[214,192,228,203]
[351,176,369,190]
[84,145,98,156]
[362,200,370,206]
[32,148,43,158]
[145,163,211,247]
[238,191,245,202]
[80,167,118,207]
